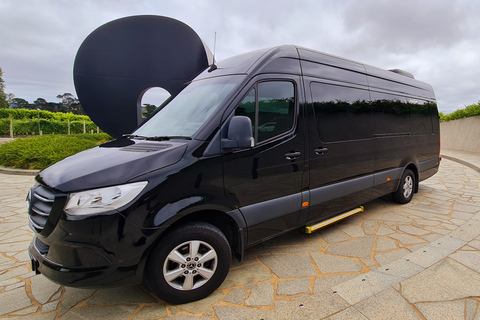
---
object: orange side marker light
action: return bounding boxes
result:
[302,201,309,207]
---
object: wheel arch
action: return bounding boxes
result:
[405,163,419,193]
[140,209,245,277]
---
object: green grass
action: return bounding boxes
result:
[0,134,112,170]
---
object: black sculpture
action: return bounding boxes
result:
[74,15,213,138]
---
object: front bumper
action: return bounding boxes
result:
[28,235,127,288]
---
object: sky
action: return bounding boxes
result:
[1,0,479,114]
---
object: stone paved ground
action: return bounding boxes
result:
[1,158,480,319]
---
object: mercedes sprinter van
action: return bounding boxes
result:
[27,45,440,303]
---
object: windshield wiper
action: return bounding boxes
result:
[122,134,147,140]
[144,136,192,141]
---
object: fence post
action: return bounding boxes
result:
[9,119,13,138]
[68,119,70,135]
[83,120,86,134]
[97,126,99,134]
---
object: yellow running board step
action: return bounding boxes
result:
[305,206,364,234]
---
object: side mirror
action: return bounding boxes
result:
[222,116,254,149]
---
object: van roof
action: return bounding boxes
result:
[197,45,435,100]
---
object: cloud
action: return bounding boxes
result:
[0,0,479,113]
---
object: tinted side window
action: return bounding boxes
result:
[409,99,434,135]
[370,92,410,135]
[311,82,371,142]
[236,81,295,144]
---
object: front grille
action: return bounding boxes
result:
[28,185,55,232]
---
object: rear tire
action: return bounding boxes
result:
[392,169,415,204]
[145,223,231,304]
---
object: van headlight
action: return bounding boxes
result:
[64,181,148,216]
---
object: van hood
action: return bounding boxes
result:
[37,139,188,192]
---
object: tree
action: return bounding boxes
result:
[142,103,157,117]
[10,97,29,109]
[0,67,8,109]
[57,93,79,113]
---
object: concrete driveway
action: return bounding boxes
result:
[1,155,480,319]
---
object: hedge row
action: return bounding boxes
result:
[440,102,480,122]
[0,109,101,135]
[0,119,99,135]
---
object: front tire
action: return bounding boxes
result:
[392,169,415,204]
[145,223,231,304]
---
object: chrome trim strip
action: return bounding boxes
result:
[34,193,54,203]
[32,207,48,216]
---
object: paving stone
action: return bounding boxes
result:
[0,287,32,316]
[398,225,430,236]
[5,281,25,291]
[332,271,404,305]
[87,286,156,305]
[374,248,410,266]
[375,225,395,236]
[213,306,263,320]
[59,287,97,316]
[223,287,247,304]
[450,250,480,273]
[420,233,443,243]
[338,224,366,238]
[468,239,480,250]
[362,220,378,228]
[415,300,465,320]
[354,288,421,320]
[428,235,467,251]
[277,279,310,296]
[453,202,480,213]
[374,258,425,279]
[389,233,427,245]
[413,219,442,227]
[42,300,59,313]
[245,281,274,306]
[329,307,369,320]
[360,259,377,267]
[0,240,31,253]
[404,245,453,268]
[258,252,317,278]
[10,306,39,316]
[466,299,478,320]
[177,291,223,314]
[61,305,137,320]
[375,237,398,252]
[0,266,30,281]
[219,263,272,289]
[320,227,351,243]
[259,290,350,320]
[401,259,480,303]
[449,220,480,242]
[313,273,358,294]
[374,212,413,223]
[30,274,61,304]
[132,305,167,319]
[327,237,375,259]
[311,253,363,274]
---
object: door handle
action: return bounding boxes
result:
[315,147,328,155]
[285,151,301,160]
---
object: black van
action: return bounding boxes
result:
[27,45,440,304]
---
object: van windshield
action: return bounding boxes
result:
[133,76,243,139]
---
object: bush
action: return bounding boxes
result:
[440,101,480,122]
[0,134,112,170]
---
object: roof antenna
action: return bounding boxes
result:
[208,32,217,72]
